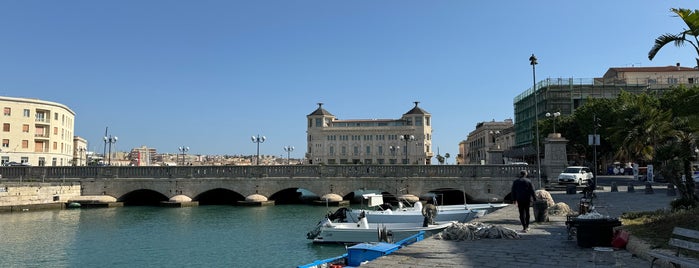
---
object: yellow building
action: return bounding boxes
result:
[1,96,75,166]
[306,102,434,165]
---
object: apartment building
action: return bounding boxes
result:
[511,64,699,154]
[1,96,75,166]
[306,102,434,165]
[458,119,514,165]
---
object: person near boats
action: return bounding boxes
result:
[511,170,537,233]
[421,198,437,227]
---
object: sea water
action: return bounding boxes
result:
[0,205,347,267]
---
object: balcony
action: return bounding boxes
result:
[34,133,50,139]
[35,118,51,125]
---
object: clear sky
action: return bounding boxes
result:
[1,1,696,160]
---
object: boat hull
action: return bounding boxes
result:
[311,221,453,244]
[346,207,482,223]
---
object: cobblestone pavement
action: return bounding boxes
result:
[361,183,679,268]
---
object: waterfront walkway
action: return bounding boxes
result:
[361,184,678,268]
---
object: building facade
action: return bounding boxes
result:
[513,64,699,148]
[306,102,434,165]
[129,146,158,166]
[458,119,513,165]
[72,136,88,166]
[1,96,75,166]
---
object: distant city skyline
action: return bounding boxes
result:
[1,1,696,159]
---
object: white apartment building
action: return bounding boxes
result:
[306,102,434,165]
[1,96,75,166]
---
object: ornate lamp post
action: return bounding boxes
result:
[104,134,118,166]
[178,146,189,166]
[283,146,294,165]
[530,53,542,187]
[251,134,266,165]
[546,112,561,134]
[400,134,415,164]
[389,145,399,164]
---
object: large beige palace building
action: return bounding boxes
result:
[306,102,434,165]
[1,96,76,166]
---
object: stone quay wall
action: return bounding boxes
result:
[0,183,82,212]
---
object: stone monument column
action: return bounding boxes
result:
[487,147,504,165]
[543,133,568,184]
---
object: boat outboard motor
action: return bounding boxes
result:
[357,211,369,229]
[327,207,349,222]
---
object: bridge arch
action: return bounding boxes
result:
[119,189,169,206]
[193,188,245,205]
[268,188,305,204]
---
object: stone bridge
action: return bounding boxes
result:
[0,165,543,205]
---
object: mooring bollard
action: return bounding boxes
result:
[610,182,618,192]
[644,181,654,194]
[627,183,635,193]
[667,183,677,196]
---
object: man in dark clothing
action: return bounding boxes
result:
[511,170,537,232]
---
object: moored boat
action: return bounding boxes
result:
[327,193,493,224]
[306,212,455,244]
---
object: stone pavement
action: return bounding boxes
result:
[361,183,679,268]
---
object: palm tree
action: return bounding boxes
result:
[649,8,699,67]
[608,92,672,164]
[444,153,450,165]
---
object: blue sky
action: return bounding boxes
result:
[1,1,696,160]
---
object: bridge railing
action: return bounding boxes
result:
[0,164,540,180]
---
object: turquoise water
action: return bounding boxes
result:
[0,205,347,267]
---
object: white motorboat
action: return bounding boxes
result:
[327,194,492,224]
[306,213,455,244]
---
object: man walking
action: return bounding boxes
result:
[511,170,536,233]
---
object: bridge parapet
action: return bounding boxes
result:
[0,164,541,180]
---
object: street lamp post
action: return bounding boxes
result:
[546,112,561,134]
[283,146,294,165]
[389,145,399,164]
[178,146,189,166]
[104,134,118,166]
[251,134,266,165]
[592,115,601,185]
[530,53,542,187]
[400,134,415,164]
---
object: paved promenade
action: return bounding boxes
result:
[362,183,679,268]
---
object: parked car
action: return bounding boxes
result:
[557,166,594,185]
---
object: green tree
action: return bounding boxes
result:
[656,86,699,203]
[436,154,444,165]
[564,98,617,169]
[654,117,697,203]
[649,8,699,67]
[608,92,672,164]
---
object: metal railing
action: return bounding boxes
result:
[0,164,537,180]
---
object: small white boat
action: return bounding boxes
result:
[443,203,509,214]
[329,194,491,224]
[307,213,454,244]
